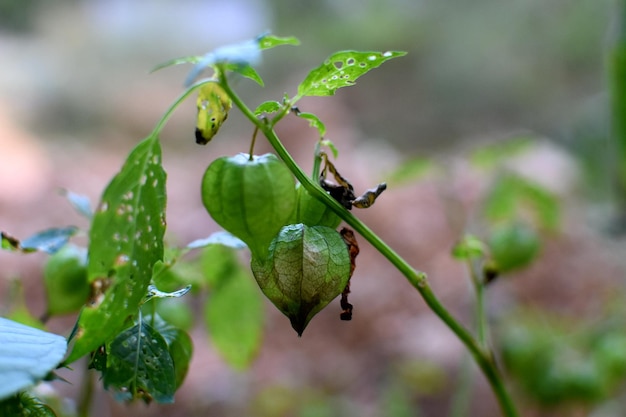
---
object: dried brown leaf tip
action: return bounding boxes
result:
[340,227,359,321]
[319,152,386,210]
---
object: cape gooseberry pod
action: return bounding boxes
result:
[291,183,341,229]
[201,153,297,259]
[251,223,351,336]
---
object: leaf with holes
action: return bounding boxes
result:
[103,320,175,403]
[297,50,406,97]
[65,135,166,364]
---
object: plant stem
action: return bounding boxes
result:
[77,364,94,417]
[469,260,489,348]
[218,75,518,417]
[609,0,626,221]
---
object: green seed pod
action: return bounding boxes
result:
[488,222,540,273]
[44,244,90,316]
[201,153,297,258]
[292,183,341,228]
[251,223,351,336]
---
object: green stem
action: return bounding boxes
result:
[217,75,518,417]
[150,79,212,138]
[469,260,489,348]
[77,364,94,417]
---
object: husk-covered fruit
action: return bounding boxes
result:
[251,223,350,335]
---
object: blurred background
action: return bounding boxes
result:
[2,0,626,416]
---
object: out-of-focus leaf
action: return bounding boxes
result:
[20,227,78,254]
[224,63,264,86]
[187,231,247,250]
[297,50,406,97]
[200,244,240,288]
[254,101,282,116]
[0,318,67,401]
[59,189,93,219]
[258,34,300,50]
[1,232,19,251]
[103,320,175,403]
[44,244,89,316]
[470,137,534,169]
[0,393,56,417]
[298,112,326,137]
[151,55,203,73]
[484,174,560,231]
[320,139,339,159]
[184,38,262,87]
[65,135,166,364]
[204,267,264,369]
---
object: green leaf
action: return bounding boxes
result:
[484,174,560,231]
[103,320,175,403]
[20,227,78,254]
[254,101,282,116]
[66,135,167,364]
[1,231,20,251]
[0,393,56,417]
[225,63,264,86]
[59,189,93,219]
[297,112,326,137]
[258,34,300,50]
[0,318,67,401]
[205,267,264,369]
[451,235,487,260]
[151,55,203,73]
[200,244,240,288]
[165,328,192,389]
[297,50,406,97]
[320,139,339,159]
[148,315,193,389]
[44,244,89,316]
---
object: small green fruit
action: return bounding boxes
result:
[488,222,540,273]
[251,223,350,335]
[292,183,341,228]
[44,244,89,316]
[201,153,297,258]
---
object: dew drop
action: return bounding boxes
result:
[383,51,392,57]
